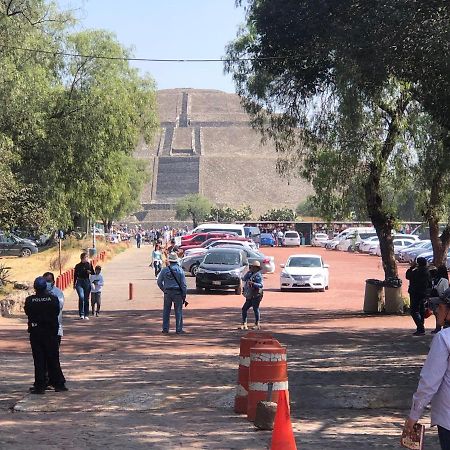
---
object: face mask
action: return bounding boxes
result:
[46,282,53,291]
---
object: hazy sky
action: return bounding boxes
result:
[60,0,246,93]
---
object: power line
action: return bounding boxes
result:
[0,43,289,63]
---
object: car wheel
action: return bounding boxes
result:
[196,284,204,293]
[190,264,199,276]
[325,285,329,290]
[21,248,32,257]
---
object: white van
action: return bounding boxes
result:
[325,227,375,250]
[191,223,245,237]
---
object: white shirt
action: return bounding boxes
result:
[50,285,64,337]
[410,327,450,429]
[90,274,104,293]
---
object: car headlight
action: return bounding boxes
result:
[196,267,206,274]
[281,271,291,278]
[229,269,241,275]
[311,273,323,280]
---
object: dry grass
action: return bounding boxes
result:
[0,239,130,284]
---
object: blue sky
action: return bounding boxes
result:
[60,0,245,92]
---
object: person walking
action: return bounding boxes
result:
[240,261,264,330]
[406,257,431,336]
[135,231,142,248]
[24,277,67,394]
[430,266,450,334]
[73,252,95,320]
[403,292,450,449]
[151,243,163,277]
[90,265,104,317]
[157,252,187,335]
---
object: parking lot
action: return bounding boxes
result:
[0,244,440,449]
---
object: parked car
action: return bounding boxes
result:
[336,232,377,252]
[282,231,301,247]
[418,248,450,265]
[311,233,329,247]
[0,233,38,257]
[374,238,420,256]
[401,241,433,263]
[280,254,329,291]
[396,240,430,262]
[260,233,275,247]
[359,236,380,253]
[244,226,261,246]
[196,248,248,294]
[180,232,237,247]
[183,238,256,257]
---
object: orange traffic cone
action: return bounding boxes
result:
[270,390,297,450]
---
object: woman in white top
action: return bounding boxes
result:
[151,243,163,277]
[404,292,450,450]
[431,266,450,334]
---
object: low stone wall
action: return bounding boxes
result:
[0,288,33,317]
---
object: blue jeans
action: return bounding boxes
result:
[76,279,91,317]
[439,426,450,450]
[163,291,183,333]
[242,296,262,324]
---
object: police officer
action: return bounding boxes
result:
[24,277,67,394]
[157,252,187,334]
[240,261,264,330]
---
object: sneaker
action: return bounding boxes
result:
[29,387,45,395]
[239,323,248,330]
[162,330,169,334]
[412,330,425,336]
[95,311,99,317]
[253,323,261,330]
[431,328,441,334]
[84,316,89,321]
[80,316,85,320]
[54,385,69,392]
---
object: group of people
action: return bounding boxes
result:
[155,253,264,335]
[403,257,450,449]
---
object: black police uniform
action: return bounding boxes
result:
[24,292,66,390]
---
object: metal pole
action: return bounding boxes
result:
[58,236,62,276]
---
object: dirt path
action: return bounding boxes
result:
[0,245,440,449]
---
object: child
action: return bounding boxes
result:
[90,265,104,317]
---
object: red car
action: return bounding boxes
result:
[180,232,236,246]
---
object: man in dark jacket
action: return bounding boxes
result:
[24,277,67,394]
[406,257,432,336]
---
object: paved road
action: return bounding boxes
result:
[0,245,441,449]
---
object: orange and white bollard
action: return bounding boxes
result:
[234,332,274,414]
[247,342,288,421]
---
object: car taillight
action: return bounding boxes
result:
[263,258,270,263]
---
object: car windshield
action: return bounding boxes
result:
[203,252,241,265]
[287,257,321,268]
[285,232,298,238]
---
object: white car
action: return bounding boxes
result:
[374,238,422,257]
[282,231,301,246]
[359,236,379,253]
[280,254,329,292]
[183,239,256,257]
[311,233,329,247]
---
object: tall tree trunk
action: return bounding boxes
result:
[364,162,397,279]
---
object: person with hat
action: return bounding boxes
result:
[24,277,67,394]
[157,252,187,334]
[240,260,264,330]
[403,292,450,449]
[406,257,432,336]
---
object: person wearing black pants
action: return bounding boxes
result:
[24,277,67,394]
[73,252,94,320]
[406,257,431,336]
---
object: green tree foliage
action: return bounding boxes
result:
[226,0,449,277]
[0,1,158,233]
[175,194,213,228]
[206,205,252,223]
[259,208,295,222]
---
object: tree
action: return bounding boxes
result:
[226,0,438,279]
[259,208,295,222]
[175,194,213,227]
[206,205,252,223]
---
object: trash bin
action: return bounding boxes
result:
[384,277,403,314]
[363,279,384,313]
[88,247,97,258]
